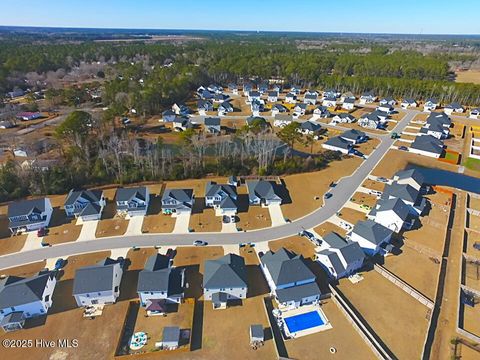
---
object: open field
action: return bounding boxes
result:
[280,157,363,221]
[468,195,480,211]
[361,179,385,192]
[141,192,176,233]
[383,246,440,300]
[314,221,347,238]
[465,230,480,259]
[173,246,224,274]
[350,192,377,208]
[467,213,480,233]
[236,186,272,230]
[455,70,480,84]
[268,235,317,259]
[284,299,374,360]
[337,271,430,360]
[463,303,480,338]
[355,138,380,155]
[189,208,222,232]
[0,260,47,277]
[337,207,366,225]
[43,208,82,245]
[464,258,480,292]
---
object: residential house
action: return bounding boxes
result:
[162,110,177,122]
[16,112,42,121]
[197,100,213,115]
[444,102,464,115]
[359,92,376,104]
[313,106,331,119]
[423,98,438,112]
[421,112,451,139]
[172,117,192,132]
[207,84,223,94]
[304,94,318,105]
[228,175,239,187]
[161,189,194,215]
[205,182,237,216]
[271,104,288,117]
[251,100,265,116]
[299,121,322,136]
[199,89,214,100]
[72,258,123,307]
[315,233,366,279]
[258,83,269,94]
[7,89,24,99]
[294,103,308,116]
[213,94,229,104]
[381,182,426,215]
[228,83,238,95]
[379,97,396,106]
[0,271,56,332]
[137,254,185,311]
[260,248,321,309]
[272,84,282,93]
[204,117,221,134]
[332,113,356,124]
[469,108,480,119]
[340,92,355,103]
[246,116,268,129]
[290,86,302,95]
[342,97,355,110]
[267,91,279,103]
[401,98,417,109]
[172,104,192,116]
[393,168,425,191]
[322,96,337,108]
[410,135,444,158]
[116,186,150,217]
[358,110,388,129]
[161,327,181,350]
[349,220,394,256]
[247,91,261,103]
[0,121,15,129]
[322,136,352,154]
[218,101,234,116]
[339,129,367,144]
[64,189,105,222]
[203,254,247,309]
[377,104,394,114]
[368,198,415,232]
[246,181,282,206]
[273,114,294,128]
[8,198,53,234]
[285,93,297,104]
[323,89,340,99]
[243,83,253,96]
[305,90,319,97]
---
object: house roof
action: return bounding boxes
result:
[411,135,444,155]
[394,168,425,186]
[343,97,355,104]
[268,91,279,97]
[246,181,282,203]
[275,282,321,304]
[260,248,315,287]
[324,136,351,150]
[323,232,348,248]
[8,198,48,218]
[203,254,247,289]
[286,93,296,98]
[300,121,321,132]
[319,250,346,275]
[137,255,184,295]
[295,103,307,110]
[249,91,261,97]
[163,326,180,343]
[64,189,103,206]
[339,242,366,264]
[204,117,221,126]
[324,96,337,102]
[0,272,54,309]
[352,220,393,246]
[72,258,121,295]
[375,198,411,220]
[403,98,416,104]
[116,187,147,202]
[272,104,287,112]
[79,203,102,217]
[382,181,419,203]
[304,94,317,100]
[340,129,366,141]
[162,189,194,204]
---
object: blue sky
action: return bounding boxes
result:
[1,0,479,34]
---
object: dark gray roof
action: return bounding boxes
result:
[249,91,261,97]
[116,187,147,202]
[0,273,54,309]
[376,198,411,220]
[340,129,366,141]
[79,203,102,217]
[0,311,25,325]
[403,98,416,104]
[323,232,348,248]
[343,97,355,104]
[324,96,337,102]
[352,220,394,245]
[72,258,121,295]
[250,324,264,339]
[286,92,296,98]
[276,282,321,303]
[138,255,183,295]
[246,181,282,203]
[268,91,279,97]
[162,326,180,343]
[304,94,317,100]
[203,254,247,289]
[339,242,366,264]
[205,182,237,209]
[324,136,351,150]
[394,169,425,186]
[162,189,194,204]
[300,121,321,132]
[411,135,444,154]
[64,189,103,206]
[204,117,221,126]
[382,181,419,203]
[8,198,47,218]
[260,248,315,287]
[295,103,308,110]
[271,104,287,112]
[319,250,346,275]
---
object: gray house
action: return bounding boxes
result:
[322,136,352,155]
[203,254,248,309]
[161,188,194,215]
[116,187,150,217]
[410,135,444,159]
[260,248,321,309]
[137,254,185,312]
[8,198,53,234]
[205,182,237,216]
[204,117,221,134]
[340,129,367,144]
[349,220,394,256]
[246,181,282,206]
[64,189,106,221]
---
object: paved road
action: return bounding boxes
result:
[0,110,416,270]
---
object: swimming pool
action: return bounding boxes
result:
[284,310,325,333]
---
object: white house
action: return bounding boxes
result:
[285,93,297,104]
[64,189,106,222]
[348,220,394,256]
[359,92,376,104]
[72,258,124,307]
[423,98,438,112]
[410,135,444,158]
[205,182,237,216]
[161,188,195,215]
[204,117,221,134]
[379,97,396,107]
[304,94,318,105]
[322,136,352,154]
[0,272,57,332]
[116,187,150,217]
[294,103,308,116]
[7,198,53,234]
[401,98,417,109]
[393,168,425,192]
[267,91,279,103]
[271,104,288,117]
[315,232,366,280]
[274,114,294,128]
[260,248,321,309]
[342,97,355,110]
[197,100,213,115]
[203,254,247,309]
[247,91,261,103]
[368,198,414,233]
[377,104,394,114]
[381,181,426,215]
[332,113,356,124]
[246,180,282,206]
[444,102,464,115]
[218,101,234,116]
[339,129,367,144]
[313,106,331,119]
[322,96,337,108]
[228,83,238,95]
[299,121,322,136]
[469,108,480,119]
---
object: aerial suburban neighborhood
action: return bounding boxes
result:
[1,3,480,360]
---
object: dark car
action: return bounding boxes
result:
[324,192,333,199]
[54,258,65,270]
[37,227,47,237]
[193,240,208,246]
[398,146,409,151]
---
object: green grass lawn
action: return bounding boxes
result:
[443,151,460,164]
[464,157,480,171]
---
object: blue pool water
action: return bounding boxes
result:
[284,311,324,333]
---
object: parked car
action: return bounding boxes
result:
[360,204,372,211]
[398,146,409,151]
[223,215,236,224]
[324,192,333,199]
[54,258,65,270]
[377,177,389,183]
[193,240,208,246]
[37,227,47,237]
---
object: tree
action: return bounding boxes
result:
[55,110,92,146]
[277,122,302,149]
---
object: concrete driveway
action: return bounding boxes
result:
[21,232,43,251]
[268,204,287,227]
[173,212,191,234]
[125,216,143,236]
[222,221,238,233]
[76,220,99,241]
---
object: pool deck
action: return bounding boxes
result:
[278,304,332,339]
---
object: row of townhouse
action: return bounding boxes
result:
[409,112,452,158]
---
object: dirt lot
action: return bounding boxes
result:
[468,195,480,211]
[337,207,366,225]
[467,213,480,233]
[455,70,480,84]
[285,299,374,360]
[43,208,82,245]
[355,137,380,155]
[337,271,430,360]
[350,192,377,208]
[361,179,386,192]
[464,259,480,292]
[189,208,222,232]
[314,221,347,238]
[383,246,440,300]
[173,246,224,274]
[236,185,272,230]
[463,304,480,338]
[0,260,47,276]
[141,192,176,233]
[95,188,129,237]
[281,157,363,220]
[0,204,28,254]
[465,230,480,259]
[268,235,317,259]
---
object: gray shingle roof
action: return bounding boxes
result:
[8,198,47,218]
[163,326,180,343]
[339,242,366,265]
[276,282,321,303]
[382,181,419,203]
[411,135,444,154]
[204,117,221,126]
[162,189,194,208]
[319,250,346,275]
[352,220,393,245]
[116,187,147,202]
[246,181,282,203]
[340,129,366,141]
[376,198,411,220]
[260,248,315,287]
[64,189,102,206]
[324,136,351,150]
[394,169,425,186]
[137,255,183,295]
[72,258,121,295]
[323,232,348,248]
[0,273,54,309]
[79,203,102,217]
[300,121,321,132]
[203,254,247,290]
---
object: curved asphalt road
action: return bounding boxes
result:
[0,111,416,270]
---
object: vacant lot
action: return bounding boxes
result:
[141,192,176,233]
[337,271,430,360]
[465,229,480,259]
[383,246,440,300]
[0,260,46,276]
[455,70,480,84]
[281,157,363,220]
[355,137,380,155]
[464,259,480,292]
[43,208,82,245]
[285,299,374,360]
[468,195,480,211]
[173,246,224,274]
[463,303,480,338]
[314,221,347,238]
[95,188,129,237]
[468,213,480,233]
[350,192,377,208]
[236,186,272,230]
[338,207,366,225]
[361,179,386,192]
[268,235,316,259]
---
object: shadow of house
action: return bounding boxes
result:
[100,199,118,220]
[303,258,332,295]
[190,299,204,351]
[138,124,170,135]
[246,265,269,298]
[145,194,164,216]
[49,206,73,228]
[276,179,292,205]
[48,279,78,315]
[23,315,47,329]
[190,197,205,215]
[237,194,250,213]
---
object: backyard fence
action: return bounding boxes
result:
[373,264,434,309]
[329,285,393,360]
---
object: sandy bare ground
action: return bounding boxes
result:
[314,222,347,238]
[455,70,480,84]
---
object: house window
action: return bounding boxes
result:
[45,295,50,302]
[40,309,45,313]
[10,307,15,312]
[91,300,98,305]
[114,286,119,292]
[86,294,90,297]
